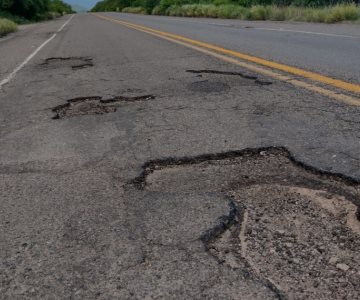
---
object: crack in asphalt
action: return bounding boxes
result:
[187,69,273,85]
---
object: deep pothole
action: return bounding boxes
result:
[187,69,272,86]
[132,147,360,299]
[52,95,155,119]
[40,57,94,70]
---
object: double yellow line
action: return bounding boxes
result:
[94,13,360,106]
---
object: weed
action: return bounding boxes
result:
[0,18,17,37]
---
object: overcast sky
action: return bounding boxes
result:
[66,0,99,9]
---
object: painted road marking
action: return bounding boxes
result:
[94,14,360,105]
[0,15,75,90]
[251,27,359,39]
[141,16,359,39]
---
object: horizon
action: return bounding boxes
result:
[65,0,99,10]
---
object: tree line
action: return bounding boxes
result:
[0,0,74,21]
[91,0,358,14]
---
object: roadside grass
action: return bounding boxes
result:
[0,18,18,37]
[122,7,146,14]
[127,3,360,23]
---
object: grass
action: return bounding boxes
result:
[122,7,146,14]
[124,3,360,23]
[0,18,18,37]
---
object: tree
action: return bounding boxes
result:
[0,0,73,20]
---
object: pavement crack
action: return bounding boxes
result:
[187,69,272,85]
[100,95,155,104]
[71,63,94,70]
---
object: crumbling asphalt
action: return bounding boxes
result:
[0,14,359,299]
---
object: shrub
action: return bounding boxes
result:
[162,3,360,22]
[0,18,17,36]
[122,6,146,13]
[267,6,286,20]
[216,4,248,18]
[249,5,271,19]
[325,4,359,23]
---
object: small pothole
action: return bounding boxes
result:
[40,57,94,70]
[52,95,155,119]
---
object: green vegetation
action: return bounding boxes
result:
[164,3,360,22]
[0,0,74,24]
[91,0,360,23]
[122,6,146,13]
[0,17,17,36]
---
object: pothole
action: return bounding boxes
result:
[52,95,155,119]
[40,57,94,70]
[132,147,360,299]
[187,69,272,86]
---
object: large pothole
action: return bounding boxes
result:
[52,95,155,119]
[133,147,360,299]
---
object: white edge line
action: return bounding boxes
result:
[250,27,357,39]
[0,14,75,90]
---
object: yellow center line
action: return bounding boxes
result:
[94,13,360,105]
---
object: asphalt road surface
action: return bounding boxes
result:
[0,13,360,299]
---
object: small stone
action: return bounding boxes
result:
[285,242,293,248]
[329,256,339,264]
[336,263,349,271]
[293,258,300,264]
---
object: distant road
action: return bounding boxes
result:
[105,12,360,85]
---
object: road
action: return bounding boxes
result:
[105,13,360,85]
[0,13,360,299]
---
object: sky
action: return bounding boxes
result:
[65,0,99,10]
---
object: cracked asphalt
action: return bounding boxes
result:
[0,13,360,299]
